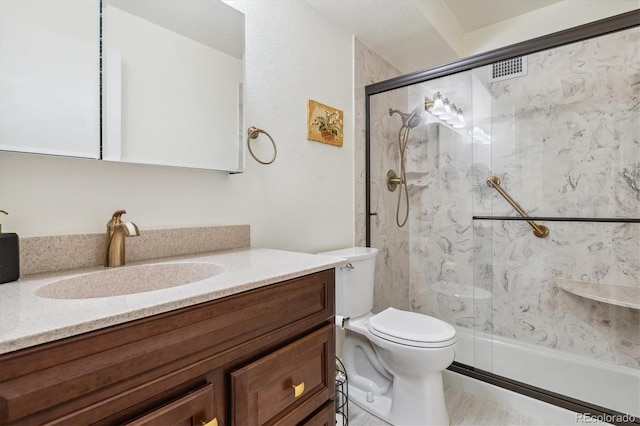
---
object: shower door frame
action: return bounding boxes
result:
[364,9,640,423]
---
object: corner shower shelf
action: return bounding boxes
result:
[405,171,430,188]
[556,279,640,310]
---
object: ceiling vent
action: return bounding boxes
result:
[488,56,527,83]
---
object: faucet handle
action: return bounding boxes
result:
[107,210,139,236]
[107,209,128,231]
[111,209,127,223]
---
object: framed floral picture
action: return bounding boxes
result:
[307,100,343,147]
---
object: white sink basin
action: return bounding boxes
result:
[35,262,225,299]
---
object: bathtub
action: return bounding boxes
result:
[453,327,640,417]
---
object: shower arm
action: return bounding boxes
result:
[486,176,549,238]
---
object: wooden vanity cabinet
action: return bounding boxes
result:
[0,269,336,426]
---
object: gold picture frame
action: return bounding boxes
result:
[307,100,343,147]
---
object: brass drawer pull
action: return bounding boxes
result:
[291,382,305,398]
[201,418,218,426]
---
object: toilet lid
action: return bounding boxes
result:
[367,308,456,347]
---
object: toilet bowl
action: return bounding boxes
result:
[317,247,457,426]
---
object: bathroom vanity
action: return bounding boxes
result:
[0,248,342,425]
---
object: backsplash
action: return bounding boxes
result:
[19,225,250,275]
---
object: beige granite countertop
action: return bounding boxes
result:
[0,248,346,355]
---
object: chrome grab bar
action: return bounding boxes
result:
[486,176,549,238]
[340,263,355,271]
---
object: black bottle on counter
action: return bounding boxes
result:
[0,210,19,284]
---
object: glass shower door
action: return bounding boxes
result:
[366,20,639,419]
[471,26,640,417]
[368,70,493,372]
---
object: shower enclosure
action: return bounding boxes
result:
[365,12,639,421]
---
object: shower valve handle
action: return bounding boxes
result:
[386,170,403,192]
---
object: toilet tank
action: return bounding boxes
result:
[317,247,378,318]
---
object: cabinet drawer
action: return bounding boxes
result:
[231,324,334,426]
[125,384,217,426]
[300,402,336,426]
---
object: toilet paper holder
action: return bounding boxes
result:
[336,316,350,329]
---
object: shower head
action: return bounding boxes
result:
[387,105,425,229]
[389,105,425,129]
[407,105,425,129]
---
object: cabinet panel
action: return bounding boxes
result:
[231,324,334,426]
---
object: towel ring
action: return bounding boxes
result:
[247,126,277,165]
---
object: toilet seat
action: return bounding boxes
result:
[367,307,457,348]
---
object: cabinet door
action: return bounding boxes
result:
[231,324,334,426]
[125,384,218,426]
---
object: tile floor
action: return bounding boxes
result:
[345,385,554,426]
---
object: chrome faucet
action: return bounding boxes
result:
[105,210,140,267]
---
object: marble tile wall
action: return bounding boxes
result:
[354,38,402,250]
[354,38,410,312]
[474,221,639,368]
[367,27,639,369]
[476,27,639,219]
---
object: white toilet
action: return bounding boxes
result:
[318,247,457,426]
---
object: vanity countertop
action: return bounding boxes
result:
[0,248,346,355]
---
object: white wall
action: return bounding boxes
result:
[0,0,355,254]
[463,1,639,56]
[415,0,639,58]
